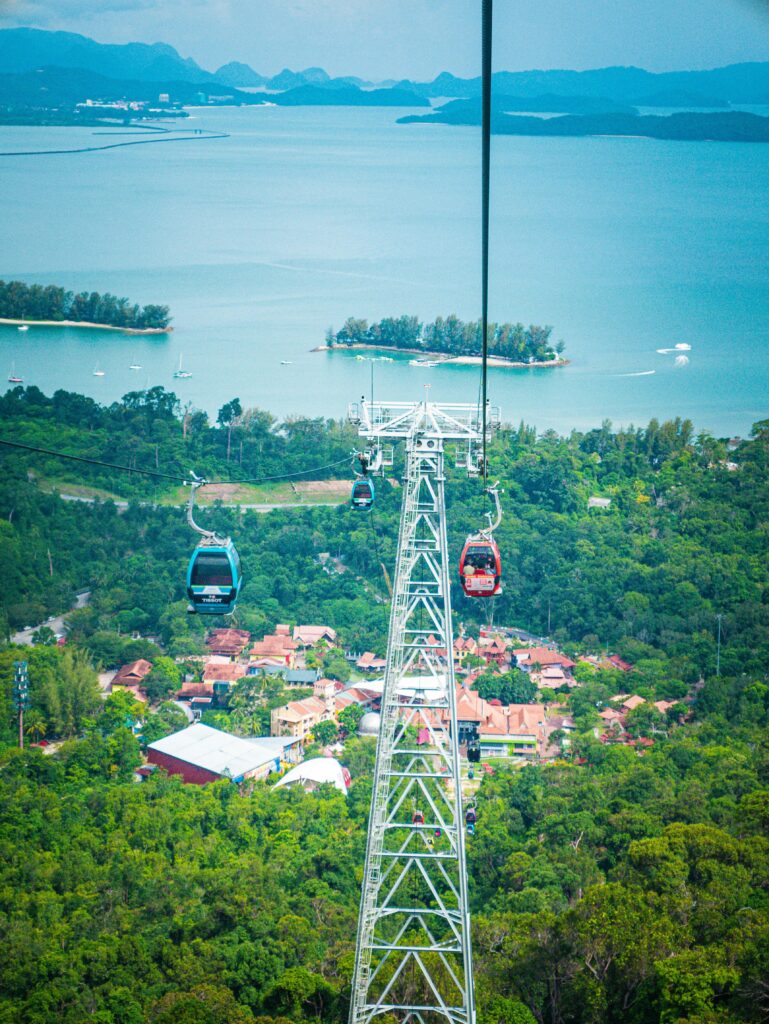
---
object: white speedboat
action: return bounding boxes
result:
[93,364,105,377]
[17,325,29,332]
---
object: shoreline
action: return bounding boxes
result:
[311,342,568,368]
[0,318,172,335]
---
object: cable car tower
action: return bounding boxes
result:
[347,393,499,1024]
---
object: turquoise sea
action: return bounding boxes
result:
[1,105,768,435]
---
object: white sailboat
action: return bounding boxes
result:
[129,355,142,370]
[173,354,192,379]
[7,362,23,383]
[93,363,105,377]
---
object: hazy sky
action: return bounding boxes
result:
[2,0,769,79]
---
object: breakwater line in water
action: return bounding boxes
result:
[0,127,228,158]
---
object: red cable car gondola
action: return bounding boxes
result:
[459,534,501,597]
[459,485,502,597]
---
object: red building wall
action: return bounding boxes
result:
[147,749,222,785]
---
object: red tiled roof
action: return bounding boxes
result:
[480,637,507,653]
[202,662,248,683]
[357,651,387,670]
[206,628,250,655]
[653,699,675,713]
[622,695,646,711]
[450,686,546,742]
[608,654,634,672]
[516,647,576,669]
[293,625,337,645]
[178,681,214,697]
[113,659,153,685]
[251,633,297,657]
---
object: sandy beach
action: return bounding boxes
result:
[0,317,172,334]
[312,342,567,368]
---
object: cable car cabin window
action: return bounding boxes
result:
[464,546,496,573]
[354,482,372,499]
[191,551,233,587]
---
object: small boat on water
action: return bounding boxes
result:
[280,360,292,365]
[173,354,192,379]
[17,325,29,332]
[93,364,105,377]
[7,362,23,383]
[129,356,142,370]
[409,359,440,367]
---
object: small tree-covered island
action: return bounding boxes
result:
[0,279,172,333]
[320,314,567,366]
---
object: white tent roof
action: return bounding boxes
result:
[359,674,447,702]
[274,757,350,794]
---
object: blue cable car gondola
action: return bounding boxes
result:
[186,538,242,615]
[185,473,243,615]
[351,476,375,510]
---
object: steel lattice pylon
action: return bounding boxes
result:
[347,397,498,1024]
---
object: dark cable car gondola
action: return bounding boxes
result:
[185,474,242,615]
[467,739,481,763]
[466,806,477,828]
[459,484,502,597]
[351,476,375,510]
[351,450,375,510]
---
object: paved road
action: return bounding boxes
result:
[11,590,90,646]
[59,493,341,513]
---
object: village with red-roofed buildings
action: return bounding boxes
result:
[105,616,669,770]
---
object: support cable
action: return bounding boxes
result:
[481,0,493,487]
[0,437,351,487]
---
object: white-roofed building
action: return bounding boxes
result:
[146,723,297,785]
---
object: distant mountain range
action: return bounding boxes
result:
[2,26,769,116]
[395,65,769,106]
[0,28,377,93]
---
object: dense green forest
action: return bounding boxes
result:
[1,387,768,1023]
[327,314,565,362]
[0,279,171,329]
[0,664,767,1023]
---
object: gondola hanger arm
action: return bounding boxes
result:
[484,482,502,534]
[185,471,224,543]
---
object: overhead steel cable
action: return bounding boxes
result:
[0,437,352,487]
[481,0,493,487]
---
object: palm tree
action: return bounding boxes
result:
[25,711,47,745]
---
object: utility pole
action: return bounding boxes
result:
[716,613,723,677]
[347,397,498,1024]
[13,661,30,749]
